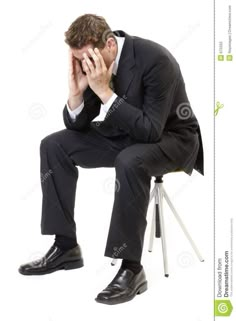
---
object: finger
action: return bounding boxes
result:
[88,48,102,71]
[82,53,94,73]
[71,58,78,80]
[94,48,107,70]
[82,59,91,75]
[68,51,80,78]
[74,58,82,75]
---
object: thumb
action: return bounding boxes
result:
[108,60,115,77]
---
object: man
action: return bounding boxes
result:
[19,14,204,305]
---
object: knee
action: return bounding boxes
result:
[40,131,62,152]
[114,150,142,171]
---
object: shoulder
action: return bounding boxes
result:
[132,34,179,72]
[135,38,180,80]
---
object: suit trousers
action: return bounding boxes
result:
[40,124,179,261]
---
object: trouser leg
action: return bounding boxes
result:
[39,127,133,239]
[40,135,78,238]
[104,143,179,261]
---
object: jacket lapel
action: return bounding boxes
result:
[113,30,136,97]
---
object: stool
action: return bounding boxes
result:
[111,175,204,276]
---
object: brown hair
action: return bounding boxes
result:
[64,14,116,49]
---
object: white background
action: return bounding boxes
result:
[0,0,213,320]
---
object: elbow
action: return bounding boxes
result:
[63,107,89,131]
[130,126,160,143]
[146,128,160,143]
[145,121,161,143]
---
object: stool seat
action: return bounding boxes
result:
[155,168,183,180]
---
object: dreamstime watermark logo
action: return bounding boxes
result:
[96,262,109,276]
[94,94,127,127]
[21,182,39,200]
[112,243,127,258]
[28,103,47,120]
[172,22,200,50]
[176,102,193,120]
[172,175,196,199]
[103,177,121,194]
[28,251,45,266]
[22,21,53,53]
[41,169,53,184]
[20,251,46,280]
[177,251,195,268]
[21,169,53,200]
[218,303,228,314]
[214,300,233,316]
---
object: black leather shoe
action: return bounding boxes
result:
[18,244,84,275]
[95,267,148,305]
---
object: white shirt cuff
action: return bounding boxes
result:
[66,100,84,121]
[102,93,118,113]
[93,93,117,122]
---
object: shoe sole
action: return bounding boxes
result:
[18,258,84,276]
[95,281,148,305]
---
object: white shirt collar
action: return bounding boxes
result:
[113,35,125,75]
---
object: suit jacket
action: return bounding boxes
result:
[63,30,204,176]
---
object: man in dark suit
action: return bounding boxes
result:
[19,14,204,305]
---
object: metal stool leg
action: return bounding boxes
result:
[148,185,157,252]
[157,183,169,277]
[162,186,204,262]
[112,176,204,269]
[148,177,204,277]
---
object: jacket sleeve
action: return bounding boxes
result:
[63,87,101,131]
[104,58,180,142]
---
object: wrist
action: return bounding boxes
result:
[68,95,83,110]
[99,88,113,104]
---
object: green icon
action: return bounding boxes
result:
[215,101,224,116]
[218,55,224,61]
[214,300,233,316]
[226,55,233,61]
